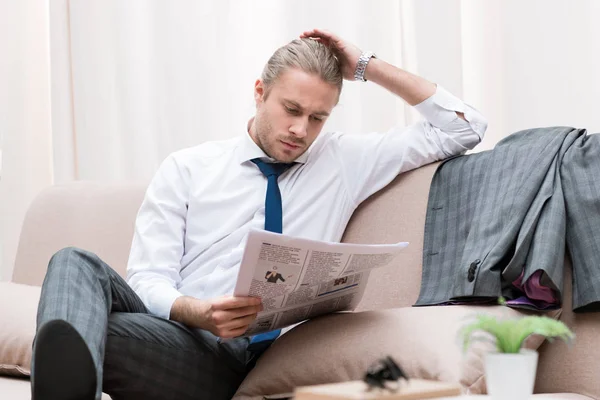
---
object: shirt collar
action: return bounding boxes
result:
[236,118,309,165]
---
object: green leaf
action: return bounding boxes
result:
[459,300,575,354]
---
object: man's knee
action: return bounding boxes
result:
[48,246,104,274]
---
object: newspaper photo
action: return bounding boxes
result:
[233,229,409,336]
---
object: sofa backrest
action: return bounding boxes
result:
[12,182,147,285]
[12,163,440,307]
[343,163,438,311]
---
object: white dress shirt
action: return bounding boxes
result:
[126,86,488,319]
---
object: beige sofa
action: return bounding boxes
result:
[1,162,599,399]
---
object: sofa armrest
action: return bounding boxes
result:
[0,282,41,377]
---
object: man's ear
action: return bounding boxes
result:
[254,79,265,105]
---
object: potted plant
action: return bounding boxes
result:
[460,299,574,400]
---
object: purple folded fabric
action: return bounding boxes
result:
[512,270,559,305]
[505,296,559,310]
[438,270,560,310]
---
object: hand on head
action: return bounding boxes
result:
[300,29,363,81]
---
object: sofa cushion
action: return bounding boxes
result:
[0,282,41,377]
[0,376,113,399]
[233,305,560,400]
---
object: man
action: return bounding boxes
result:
[265,271,286,283]
[31,29,487,400]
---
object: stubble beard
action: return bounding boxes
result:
[255,116,298,163]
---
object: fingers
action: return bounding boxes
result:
[301,28,331,38]
[300,29,330,45]
[222,313,258,332]
[206,296,264,338]
[215,313,258,338]
[221,325,251,339]
[214,304,263,322]
[212,296,261,310]
[210,298,262,335]
[300,33,327,45]
[300,28,340,44]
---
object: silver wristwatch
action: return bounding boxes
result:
[354,51,376,82]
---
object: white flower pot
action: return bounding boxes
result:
[485,349,538,400]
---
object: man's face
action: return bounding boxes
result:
[250,68,339,163]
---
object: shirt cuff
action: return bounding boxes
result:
[413,85,487,139]
[144,283,184,319]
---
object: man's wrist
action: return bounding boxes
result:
[170,295,209,329]
[354,51,377,82]
[363,57,383,83]
[169,295,190,322]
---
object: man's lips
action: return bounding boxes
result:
[281,140,302,150]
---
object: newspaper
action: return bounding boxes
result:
[233,229,409,336]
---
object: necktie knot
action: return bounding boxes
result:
[252,158,294,178]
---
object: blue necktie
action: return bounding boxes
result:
[247,158,294,352]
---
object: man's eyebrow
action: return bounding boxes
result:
[283,99,330,117]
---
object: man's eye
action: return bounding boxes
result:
[311,115,323,122]
[285,107,299,114]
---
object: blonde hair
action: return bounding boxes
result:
[261,38,343,98]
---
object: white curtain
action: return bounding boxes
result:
[3,0,600,279]
[459,0,600,149]
[51,0,600,184]
[51,0,414,182]
[0,0,53,281]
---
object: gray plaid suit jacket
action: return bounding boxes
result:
[416,126,600,312]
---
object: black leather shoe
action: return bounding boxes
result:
[32,319,97,400]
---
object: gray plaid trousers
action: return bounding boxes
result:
[34,247,254,400]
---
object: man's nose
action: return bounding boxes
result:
[289,118,308,138]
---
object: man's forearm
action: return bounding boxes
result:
[298,29,466,121]
[170,295,208,328]
[364,58,466,121]
[364,58,435,106]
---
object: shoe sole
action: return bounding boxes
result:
[32,319,97,400]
